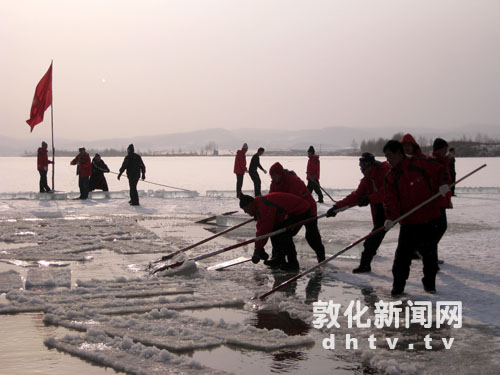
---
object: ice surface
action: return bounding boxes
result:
[0,188,499,375]
[44,330,230,375]
[25,268,72,289]
[0,270,23,293]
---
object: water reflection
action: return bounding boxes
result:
[252,309,311,373]
[254,310,310,336]
[305,271,323,304]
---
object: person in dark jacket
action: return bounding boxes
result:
[249,147,267,196]
[117,144,146,206]
[327,153,391,273]
[269,162,325,263]
[37,141,53,193]
[306,146,323,203]
[70,147,92,200]
[383,140,449,296]
[233,143,248,198]
[239,192,311,272]
[89,154,110,192]
[431,138,453,267]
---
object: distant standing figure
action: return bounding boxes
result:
[233,143,248,198]
[117,144,146,206]
[70,147,92,200]
[90,154,110,192]
[249,147,267,196]
[37,141,53,193]
[448,147,456,196]
[306,146,323,203]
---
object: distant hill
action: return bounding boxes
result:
[1,124,499,156]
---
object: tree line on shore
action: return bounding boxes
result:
[22,134,500,157]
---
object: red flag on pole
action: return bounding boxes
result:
[26,63,52,132]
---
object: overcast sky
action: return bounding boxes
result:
[2,0,499,142]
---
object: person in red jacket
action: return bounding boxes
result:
[37,141,53,193]
[401,133,426,158]
[239,192,311,271]
[233,143,248,198]
[306,146,323,203]
[327,153,391,273]
[269,162,325,262]
[70,147,92,200]
[431,138,453,266]
[383,140,449,296]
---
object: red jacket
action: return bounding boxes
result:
[233,150,247,174]
[254,192,311,248]
[37,147,52,171]
[401,133,426,158]
[336,161,391,221]
[384,157,446,225]
[71,152,92,178]
[306,155,320,181]
[432,152,452,209]
[270,165,317,216]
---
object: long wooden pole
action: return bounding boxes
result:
[152,206,351,274]
[149,217,254,266]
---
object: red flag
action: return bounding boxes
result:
[26,63,52,132]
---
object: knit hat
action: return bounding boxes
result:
[307,146,315,153]
[239,194,254,209]
[242,143,248,150]
[432,138,448,151]
[127,144,134,152]
[269,162,284,176]
[359,152,375,167]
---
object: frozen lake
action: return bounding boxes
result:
[1,156,499,195]
[0,156,499,375]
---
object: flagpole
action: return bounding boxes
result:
[50,60,55,191]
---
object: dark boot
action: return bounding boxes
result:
[352,264,371,274]
[264,256,285,269]
[316,248,325,263]
[352,253,372,274]
[422,277,436,294]
[281,253,300,272]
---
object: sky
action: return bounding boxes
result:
[1,0,500,142]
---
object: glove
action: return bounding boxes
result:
[358,197,370,207]
[384,220,395,231]
[142,174,146,181]
[326,205,339,217]
[117,173,121,180]
[251,248,269,264]
[439,184,450,196]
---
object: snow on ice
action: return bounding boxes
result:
[0,190,499,375]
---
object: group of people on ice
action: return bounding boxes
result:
[37,142,146,205]
[236,134,456,297]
